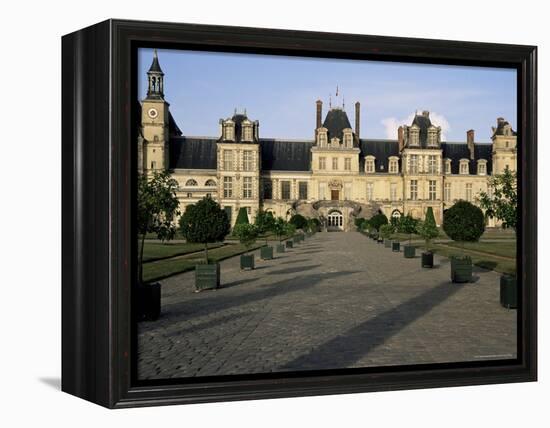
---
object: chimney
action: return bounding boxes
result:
[398,126,404,152]
[467,129,475,160]
[422,110,430,118]
[355,101,360,138]
[316,100,323,129]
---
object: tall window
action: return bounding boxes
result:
[223,176,233,198]
[223,150,234,171]
[444,182,451,201]
[427,129,438,146]
[460,160,469,175]
[429,180,437,200]
[332,158,338,170]
[365,157,375,173]
[390,183,397,201]
[262,179,272,199]
[465,183,472,201]
[242,125,253,141]
[428,155,437,174]
[389,159,398,174]
[445,159,451,174]
[344,182,352,200]
[409,155,419,174]
[478,161,487,175]
[343,132,352,147]
[366,182,374,201]
[243,177,253,199]
[318,132,327,146]
[319,157,326,170]
[410,180,418,200]
[344,158,351,171]
[223,124,234,140]
[243,150,253,171]
[319,182,327,200]
[298,181,308,200]
[281,181,291,200]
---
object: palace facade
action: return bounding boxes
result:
[138,51,517,231]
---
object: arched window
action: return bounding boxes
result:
[205,179,217,187]
[185,179,198,186]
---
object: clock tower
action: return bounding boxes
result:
[140,49,170,174]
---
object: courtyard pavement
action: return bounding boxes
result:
[137,231,517,379]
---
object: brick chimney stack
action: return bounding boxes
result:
[467,129,475,160]
[398,126,404,152]
[355,101,360,138]
[316,100,323,129]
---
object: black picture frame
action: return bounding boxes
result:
[62,19,537,408]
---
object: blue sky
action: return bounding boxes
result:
[138,48,517,143]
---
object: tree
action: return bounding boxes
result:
[307,217,321,233]
[254,210,276,243]
[398,214,419,244]
[443,200,485,247]
[233,223,259,254]
[354,217,368,231]
[379,223,394,240]
[289,214,308,230]
[235,207,250,225]
[369,212,389,231]
[478,168,517,233]
[137,171,180,284]
[284,222,296,239]
[272,217,287,242]
[179,196,230,263]
[418,207,439,251]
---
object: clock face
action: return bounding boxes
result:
[147,108,158,119]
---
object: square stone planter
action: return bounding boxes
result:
[276,243,285,253]
[261,246,274,260]
[421,251,434,268]
[404,245,416,258]
[500,275,517,309]
[240,254,255,270]
[392,241,400,252]
[384,240,392,248]
[136,282,161,321]
[195,263,220,291]
[286,240,293,249]
[450,256,473,283]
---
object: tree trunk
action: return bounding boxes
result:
[204,242,209,264]
[138,233,146,285]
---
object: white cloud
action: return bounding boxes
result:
[381,111,450,141]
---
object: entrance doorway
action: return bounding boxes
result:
[331,190,339,201]
[327,210,344,230]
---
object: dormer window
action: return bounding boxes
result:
[459,159,469,175]
[409,125,420,146]
[318,129,328,146]
[242,121,253,142]
[330,137,340,147]
[389,157,399,174]
[477,160,487,175]
[343,129,353,148]
[427,126,439,147]
[223,121,235,141]
[365,156,375,173]
[444,159,451,174]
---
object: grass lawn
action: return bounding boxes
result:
[142,241,225,262]
[441,241,516,259]
[142,242,266,282]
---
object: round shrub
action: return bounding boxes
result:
[369,213,388,231]
[289,214,308,230]
[443,200,485,242]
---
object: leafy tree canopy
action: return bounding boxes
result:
[478,168,517,232]
[254,210,276,235]
[272,217,287,241]
[233,223,259,251]
[418,207,439,248]
[379,224,394,239]
[443,200,485,243]
[369,213,388,231]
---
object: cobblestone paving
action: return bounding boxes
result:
[137,232,517,379]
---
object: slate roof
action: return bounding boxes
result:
[169,137,218,170]
[322,108,353,142]
[493,118,517,136]
[411,113,434,147]
[359,139,400,172]
[260,139,313,171]
[441,142,493,175]
[148,51,163,74]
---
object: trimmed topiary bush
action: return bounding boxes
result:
[419,207,439,251]
[443,200,485,244]
[289,214,308,230]
[369,213,388,231]
[235,207,250,225]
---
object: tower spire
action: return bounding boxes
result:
[147,49,164,98]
